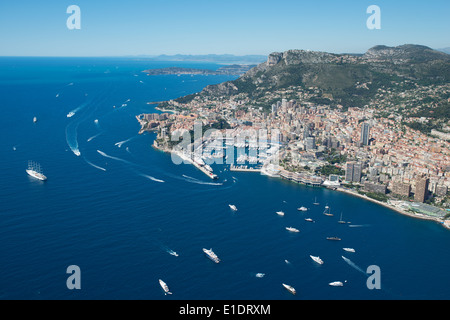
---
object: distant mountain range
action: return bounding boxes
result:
[140,54,268,64]
[178,44,449,109]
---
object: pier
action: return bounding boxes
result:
[230,165,261,172]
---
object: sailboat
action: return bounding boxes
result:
[313,197,319,205]
[338,212,346,224]
[323,205,333,217]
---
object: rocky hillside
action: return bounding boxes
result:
[177,44,449,109]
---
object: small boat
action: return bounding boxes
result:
[282,283,296,295]
[305,218,314,222]
[229,204,238,211]
[310,255,324,265]
[203,248,220,263]
[67,111,75,118]
[338,212,346,224]
[276,211,285,216]
[329,281,345,287]
[343,248,356,253]
[326,237,341,241]
[313,197,320,205]
[286,227,300,233]
[255,273,265,278]
[323,206,334,217]
[168,250,179,257]
[297,206,308,212]
[33,117,37,123]
[159,279,172,295]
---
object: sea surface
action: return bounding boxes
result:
[1,57,450,300]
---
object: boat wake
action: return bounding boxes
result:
[140,173,165,183]
[84,158,106,172]
[342,256,367,276]
[67,99,91,118]
[115,137,135,148]
[66,121,81,156]
[181,174,223,186]
[96,150,133,165]
[348,224,371,228]
[87,133,102,142]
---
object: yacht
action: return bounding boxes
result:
[282,283,296,295]
[338,212,346,224]
[159,279,172,295]
[305,218,314,222]
[229,204,238,211]
[310,255,324,265]
[255,273,265,278]
[286,227,300,233]
[326,237,341,241]
[343,248,356,253]
[313,197,320,205]
[276,211,285,216]
[67,111,75,118]
[26,161,47,181]
[203,248,220,263]
[297,206,308,212]
[323,206,334,217]
[329,281,345,287]
[33,117,37,123]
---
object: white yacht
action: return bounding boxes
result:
[33,117,37,123]
[297,206,308,212]
[329,281,345,287]
[282,283,296,295]
[286,227,300,233]
[67,111,75,118]
[276,211,285,216]
[255,273,265,278]
[159,279,172,295]
[343,248,356,253]
[203,248,220,263]
[305,218,314,222]
[229,204,238,211]
[26,161,47,181]
[310,255,324,265]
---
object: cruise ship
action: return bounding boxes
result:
[159,279,172,295]
[203,248,220,263]
[282,283,296,295]
[26,161,47,181]
[310,255,324,265]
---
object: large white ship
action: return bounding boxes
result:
[203,248,220,263]
[159,279,172,295]
[26,161,47,181]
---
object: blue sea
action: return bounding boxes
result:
[1,57,450,300]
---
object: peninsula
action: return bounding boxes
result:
[142,65,256,76]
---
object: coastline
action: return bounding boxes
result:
[334,186,450,230]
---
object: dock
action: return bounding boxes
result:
[230,165,261,172]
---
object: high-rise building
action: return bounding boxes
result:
[360,122,370,146]
[305,136,316,151]
[345,162,362,183]
[415,176,429,203]
[392,182,411,197]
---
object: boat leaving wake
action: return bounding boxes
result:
[140,173,165,183]
[115,137,135,148]
[181,174,223,186]
[342,256,367,276]
[348,224,371,228]
[87,133,102,142]
[84,158,106,172]
[97,150,133,165]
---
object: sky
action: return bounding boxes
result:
[0,0,449,56]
